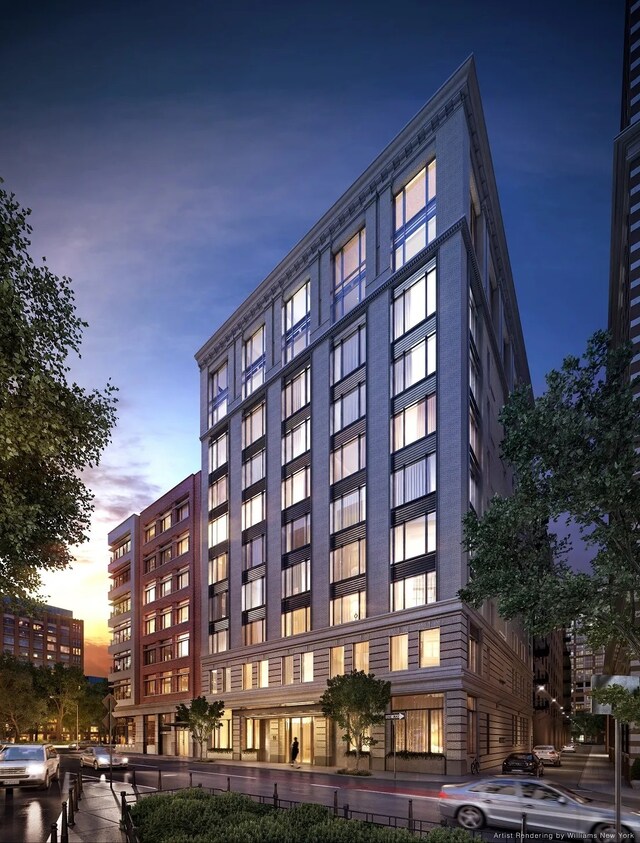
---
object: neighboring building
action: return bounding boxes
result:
[1,599,84,670]
[195,57,533,775]
[566,621,605,715]
[108,473,202,755]
[532,630,569,748]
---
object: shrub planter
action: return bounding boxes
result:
[385,752,446,774]
[240,749,258,762]
[207,749,233,761]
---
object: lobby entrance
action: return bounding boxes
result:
[284,717,314,765]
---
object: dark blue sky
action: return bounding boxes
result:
[0,0,623,636]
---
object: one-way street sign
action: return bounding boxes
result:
[385,713,405,720]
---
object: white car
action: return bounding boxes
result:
[562,743,577,753]
[80,746,128,769]
[533,745,561,767]
[0,744,60,789]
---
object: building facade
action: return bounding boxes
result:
[108,473,202,754]
[196,58,533,775]
[1,600,84,670]
[532,631,570,748]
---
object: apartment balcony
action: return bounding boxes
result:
[533,643,550,658]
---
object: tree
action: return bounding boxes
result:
[0,655,47,740]
[0,182,117,603]
[568,711,605,741]
[319,671,391,771]
[460,331,640,719]
[176,696,225,760]
[36,662,86,740]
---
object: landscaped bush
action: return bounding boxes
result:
[130,788,472,843]
[385,751,445,761]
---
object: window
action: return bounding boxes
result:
[332,325,366,384]
[209,629,228,654]
[243,619,265,645]
[243,326,265,398]
[391,571,436,611]
[160,608,172,629]
[210,667,232,694]
[208,476,228,510]
[391,454,436,506]
[468,625,480,673]
[159,576,172,598]
[176,501,189,522]
[111,539,131,560]
[160,546,172,565]
[176,568,189,590]
[353,641,369,672]
[334,229,366,319]
[283,366,311,419]
[258,659,269,688]
[330,591,366,625]
[391,512,436,562]
[243,663,254,690]
[242,492,265,530]
[390,634,408,671]
[282,466,311,508]
[176,601,189,624]
[391,694,443,754]
[282,559,311,598]
[467,696,477,754]
[208,362,229,427]
[143,646,156,665]
[209,432,228,472]
[208,514,228,547]
[144,584,156,605]
[243,403,265,448]
[283,514,310,552]
[282,655,295,685]
[243,450,265,489]
[241,578,265,611]
[330,539,366,582]
[470,353,480,403]
[159,511,172,532]
[301,652,314,682]
[470,407,480,460]
[282,417,311,464]
[392,335,436,395]
[331,435,366,483]
[144,615,156,635]
[393,161,436,270]
[391,394,436,451]
[470,462,480,513]
[392,266,436,339]
[144,524,156,543]
[176,633,189,657]
[210,590,228,621]
[281,606,310,636]
[283,281,311,362]
[144,557,156,575]
[332,383,366,434]
[330,646,344,677]
[243,535,264,570]
[419,628,440,667]
[209,552,228,584]
[330,486,366,533]
[176,533,190,556]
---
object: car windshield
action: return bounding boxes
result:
[94,748,111,755]
[543,782,591,805]
[0,747,44,761]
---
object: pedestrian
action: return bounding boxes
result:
[290,737,299,767]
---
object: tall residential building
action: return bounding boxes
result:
[195,57,532,775]
[108,473,202,754]
[532,631,570,748]
[1,600,84,670]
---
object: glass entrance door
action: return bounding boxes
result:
[285,717,314,765]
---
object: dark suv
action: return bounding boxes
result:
[501,752,544,777]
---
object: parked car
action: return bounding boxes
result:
[533,744,561,766]
[501,752,544,777]
[80,746,128,769]
[0,744,60,789]
[439,777,640,839]
[561,743,577,753]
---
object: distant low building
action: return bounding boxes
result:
[1,598,84,671]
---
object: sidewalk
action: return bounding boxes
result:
[45,744,633,843]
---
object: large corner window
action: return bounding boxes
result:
[332,325,366,385]
[392,266,436,340]
[391,394,436,452]
[283,366,311,419]
[208,361,229,428]
[243,326,265,398]
[393,161,436,270]
[334,229,366,319]
[283,281,310,363]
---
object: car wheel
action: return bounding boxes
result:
[53,765,60,782]
[93,761,98,770]
[593,822,631,841]
[39,772,50,791]
[456,806,485,830]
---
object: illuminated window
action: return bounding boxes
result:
[392,334,436,395]
[330,646,344,677]
[390,571,436,611]
[391,453,436,506]
[391,512,436,562]
[282,466,311,508]
[243,663,254,690]
[282,514,310,552]
[390,634,408,671]
[242,450,265,489]
[176,533,190,556]
[330,487,366,533]
[282,559,311,598]
[332,325,366,384]
[243,403,265,448]
[208,361,229,427]
[208,552,228,584]
[258,659,269,688]
[330,539,366,582]
[243,535,264,570]
[330,591,366,625]
[391,394,436,451]
[159,577,172,598]
[353,641,369,672]
[332,383,366,434]
[282,655,295,685]
[176,601,189,624]
[282,417,311,464]
[242,492,265,530]
[144,615,156,635]
[283,366,311,419]
[209,432,228,472]
[420,628,440,667]
[160,546,172,565]
[144,524,156,543]
[334,229,365,319]
[243,619,265,645]
[331,435,366,483]
[176,633,189,658]
[301,652,314,682]
[159,511,172,532]
[208,514,228,547]
[241,578,265,611]
[208,476,228,510]
[160,608,172,629]
[243,326,265,398]
[281,606,310,636]
[393,162,436,270]
[392,265,436,339]
[209,629,227,654]
[176,501,189,522]
[143,584,156,605]
[176,568,189,590]
[283,281,311,362]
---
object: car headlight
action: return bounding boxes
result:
[121,758,128,764]
[28,764,45,776]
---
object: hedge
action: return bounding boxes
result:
[130,789,472,843]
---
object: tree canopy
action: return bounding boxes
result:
[460,331,640,719]
[176,696,225,760]
[320,671,391,771]
[0,182,117,602]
